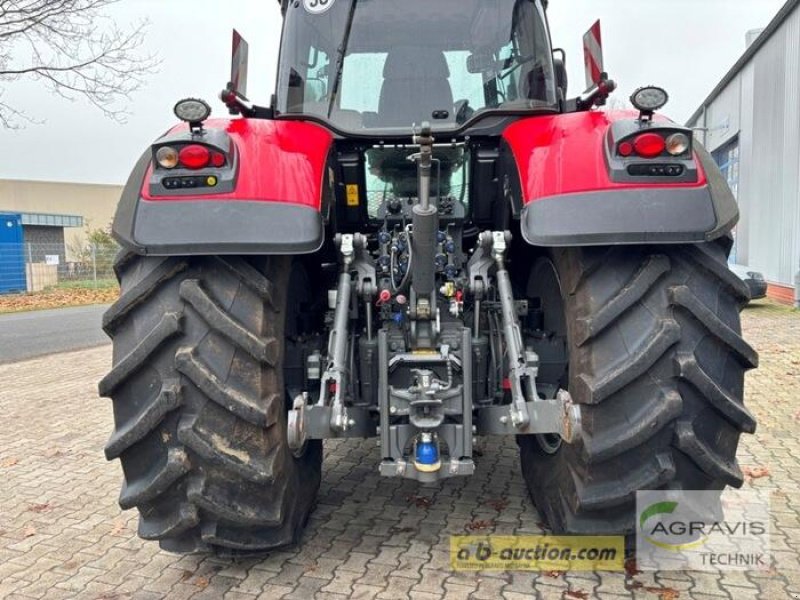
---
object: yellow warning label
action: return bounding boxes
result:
[346,184,360,206]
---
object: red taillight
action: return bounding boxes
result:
[618,141,634,157]
[210,152,226,168]
[178,145,210,169]
[633,133,666,158]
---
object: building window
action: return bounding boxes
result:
[712,137,741,263]
[712,137,739,199]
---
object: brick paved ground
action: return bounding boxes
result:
[0,299,798,600]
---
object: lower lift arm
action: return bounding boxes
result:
[468,231,581,441]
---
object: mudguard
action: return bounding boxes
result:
[113,118,334,255]
[501,110,738,246]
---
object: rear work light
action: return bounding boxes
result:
[178,145,211,170]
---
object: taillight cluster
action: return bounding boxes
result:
[155,144,226,170]
[617,132,690,159]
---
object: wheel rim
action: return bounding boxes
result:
[527,257,569,455]
[283,261,321,459]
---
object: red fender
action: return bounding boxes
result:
[501,110,706,204]
[500,110,738,247]
[113,118,334,256]
[141,118,334,208]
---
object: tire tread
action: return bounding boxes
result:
[101,255,321,554]
[519,241,756,535]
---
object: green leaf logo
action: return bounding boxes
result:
[639,501,709,552]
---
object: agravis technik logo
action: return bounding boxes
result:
[636,490,771,571]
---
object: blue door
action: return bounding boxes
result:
[0,213,26,294]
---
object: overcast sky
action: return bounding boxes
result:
[0,0,787,185]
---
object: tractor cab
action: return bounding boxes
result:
[275,0,557,135]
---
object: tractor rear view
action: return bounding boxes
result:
[101,0,757,554]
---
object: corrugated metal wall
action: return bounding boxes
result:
[737,63,755,267]
[688,4,800,286]
[704,78,742,151]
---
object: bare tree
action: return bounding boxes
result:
[0,0,158,127]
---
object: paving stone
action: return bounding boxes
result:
[471,575,509,599]
[321,569,362,596]
[256,583,295,599]
[232,566,284,595]
[0,578,29,598]
[52,565,105,592]
[348,583,385,599]
[393,556,428,580]
[223,591,259,600]
[411,569,449,595]
[315,593,350,600]
[351,562,395,588]
[408,592,442,600]
[337,552,376,574]
[14,569,74,600]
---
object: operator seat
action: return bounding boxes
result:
[378,47,454,127]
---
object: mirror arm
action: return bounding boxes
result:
[575,74,617,111]
[220,83,274,119]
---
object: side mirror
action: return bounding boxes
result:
[230,30,250,99]
[553,48,568,98]
[220,29,273,119]
[467,49,497,74]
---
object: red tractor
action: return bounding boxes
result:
[101,0,757,554]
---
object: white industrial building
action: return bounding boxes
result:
[687,0,800,305]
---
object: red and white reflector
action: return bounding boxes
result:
[231,29,250,98]
[583,19,603,90]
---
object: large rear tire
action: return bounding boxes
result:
[519,240,758,534]
[100,253,322,554]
